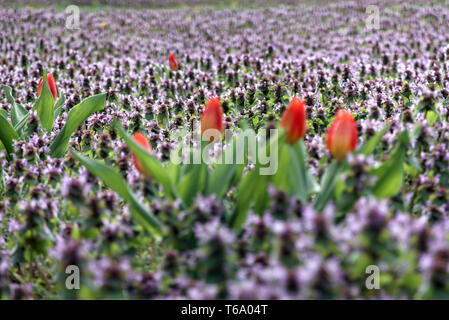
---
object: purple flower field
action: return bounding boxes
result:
[0,0,449,299]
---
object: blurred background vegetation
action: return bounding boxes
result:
[0,0,299,9]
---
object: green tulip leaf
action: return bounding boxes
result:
[0,114,19,158]
[72,151,163,239]
[313,160,342,212]
[356,124,390,156]
[53,92,66,119]
[371,144,405,198]
[32,72,55,132]
[115,122,175,200]
[50,93,106,158]
[3,85,26,125]
[178,162,207,207]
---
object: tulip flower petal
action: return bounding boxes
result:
[201,97,224,137]
[132,132,152,176]
[326,109,357,161]
[281,97,307,144]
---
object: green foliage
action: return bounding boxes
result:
[2,85,28,131]
[53,92,66,119]
[50,93,106,157]
[115,122,176,200]
[272,139,312,203]
[32,72,55,132]
[72,151,163,239]
[207,134,245,199]
[314,160,342,212]
[0,114,18,158]
[357,124,390,156]
[1,72,106,159]
[371,131,409,198]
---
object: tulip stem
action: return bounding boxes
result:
[313,159,343,212]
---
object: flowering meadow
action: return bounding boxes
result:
[0,0,449,299]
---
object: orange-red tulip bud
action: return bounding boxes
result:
[169,53,178,71]
[132,132,152,176]
[201,97,224,140]
[280,97,307,144]
[37,73,58,101]
[326,109,358,161]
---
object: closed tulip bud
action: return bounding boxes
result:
[37,73,58,101]
[201,97,224,140]
[132,132,152,176]
[169,53,178,71]
[326,109,358,161]
[280,97,307,144]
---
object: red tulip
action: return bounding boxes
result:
[280,97,307,144]
[169,53,178,71]
[326,109,358,161]
[201,97,224,140]
[37,73,58,101]
[132,132,152,176]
